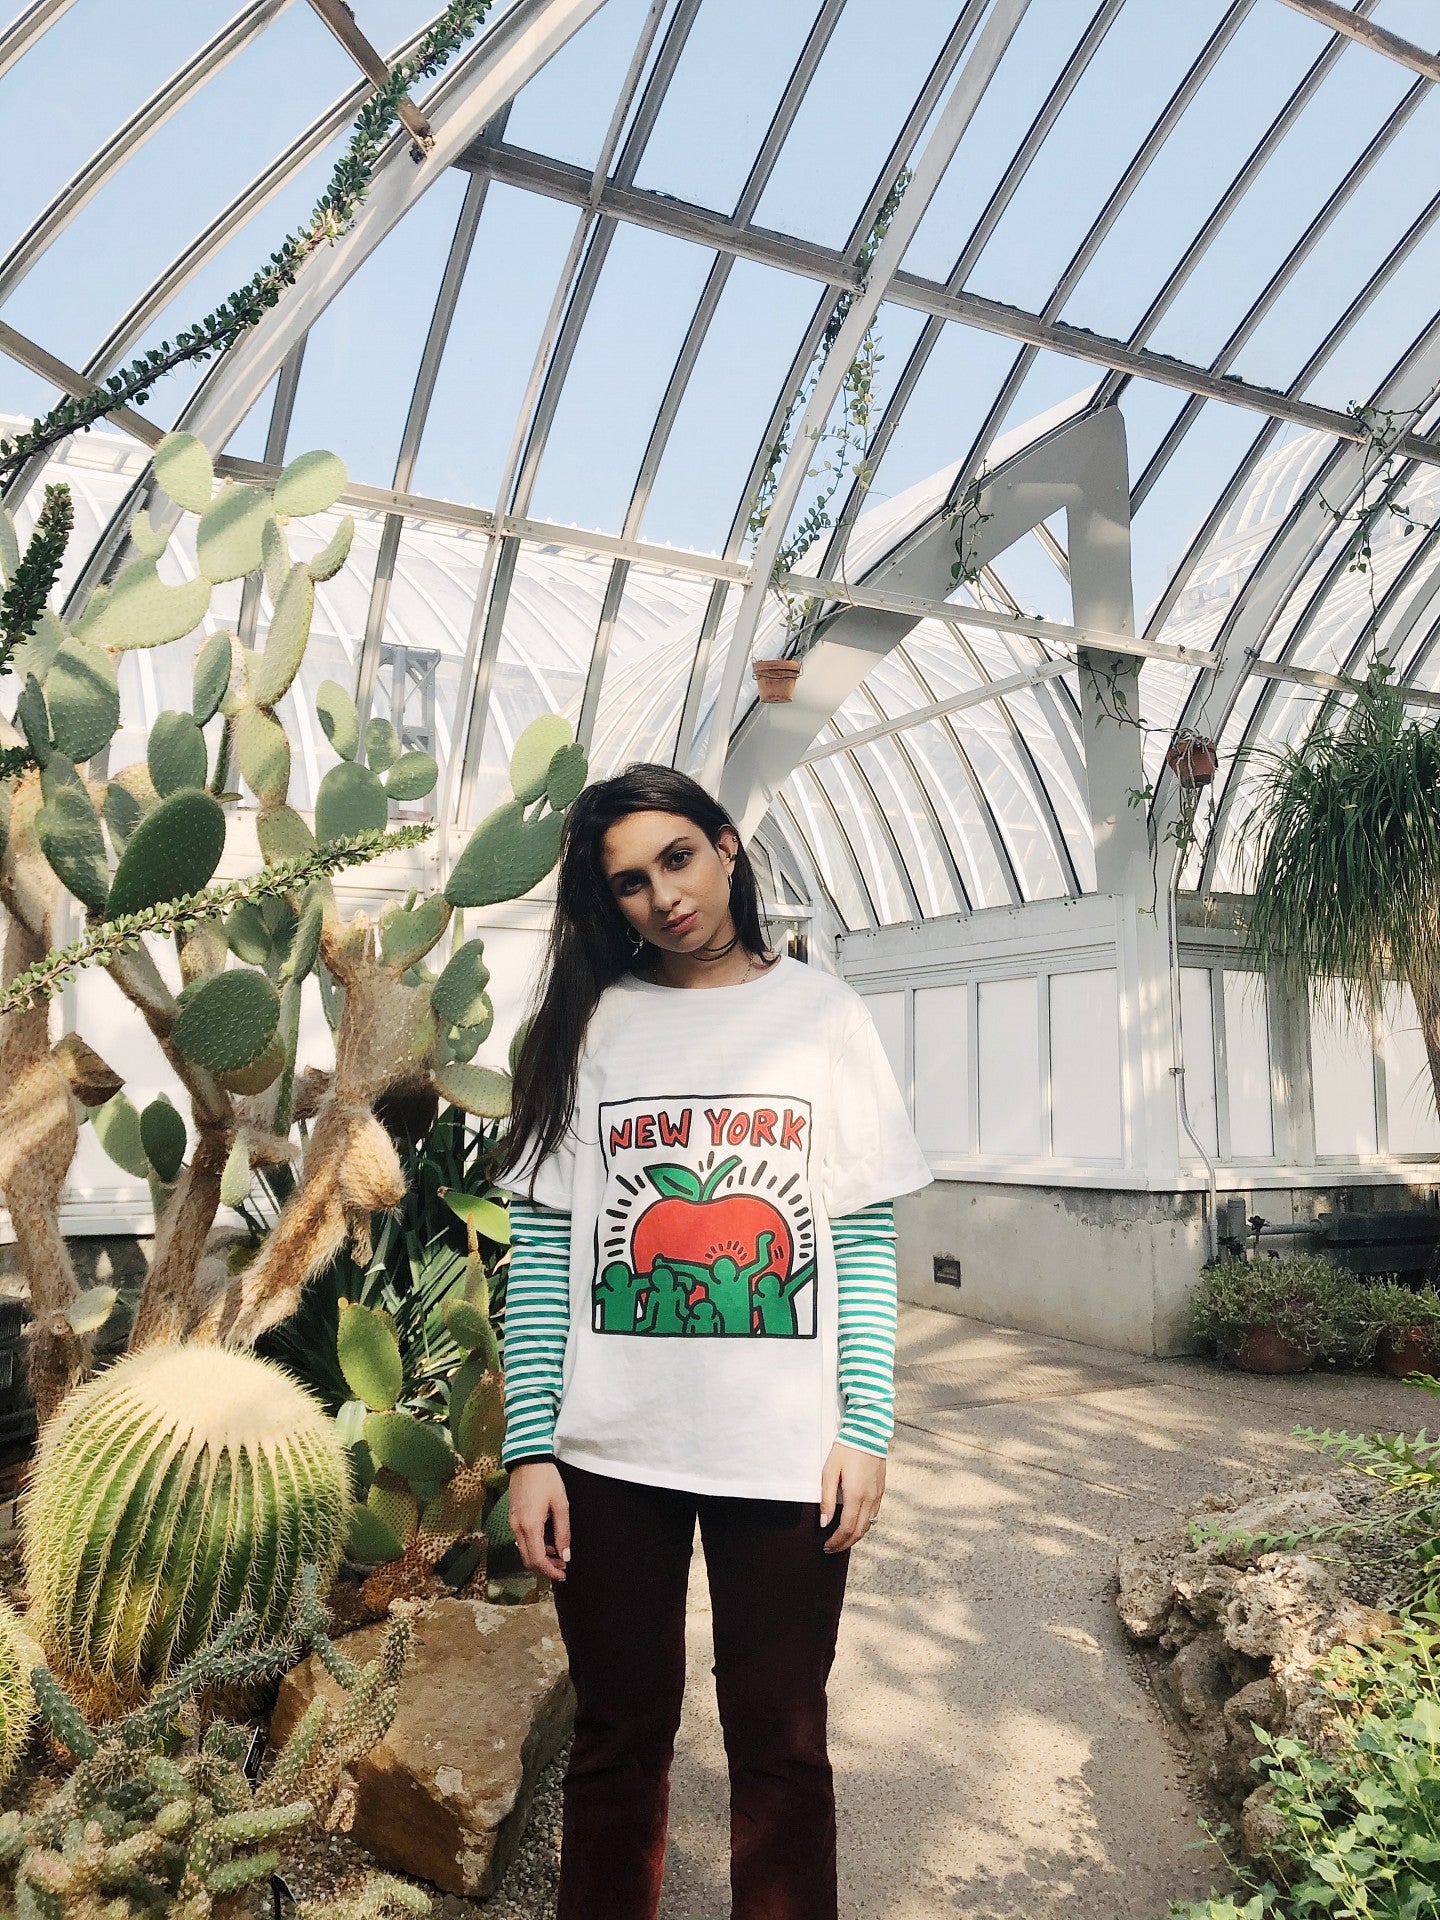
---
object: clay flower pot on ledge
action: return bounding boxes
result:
[753,658,802,703]
[1226,1327,1313,1374]
[1379,1328,1440,1379]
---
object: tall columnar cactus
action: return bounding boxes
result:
[22,1344,349,1696]
[0,1598,39,1790]
[0,1567,409,1920]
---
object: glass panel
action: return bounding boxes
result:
[1050,969,1122,1160]
[978,977,1040,1156]
[851,733,962,919]
[282,170,469,489]
[527,223,716,532]
[1179,966,1218,1157]
[632,0,815,214]
[1383,984,1440,1155]
[1295,216,1440,416]
[4,7,355,371]
[753,0,961,247]
[1311,983,1378,1157]
[586,566,715,777]
[504,0,655,171]
[901,715,1009,910]
[865,322,1021,505]
[413,184,580,509]
[1223,971,1274,1159]
[811,752,911,925]
[781,771,871,931]
[914,984,970,1157]
[1130,400,1266,625]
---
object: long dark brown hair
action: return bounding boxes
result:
[500,763,775,1200]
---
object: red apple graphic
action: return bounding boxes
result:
[631,1155,791,1293]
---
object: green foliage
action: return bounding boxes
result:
[446,797,564,909]
[81,557,211,653]
[46,635,120,762]
[36,770,109,913]
[432,1061,513,1119]
[171,968,280,1075]
[0,2,498,484]
[23,1345,350,1689]
[191,628,232,724]
[382,749,439,803]
[196,482,270,583]
[431,939,491,1028]
[510,714,571,803]
[106,786,227,918]
[0,484,72,673]
[251,560,314,708]
[148,708,208,795]
[139,1095,187,1185]
[0,1567,409,1920]
[274,449,348,519]
[378,893,450,971]
[315,759,388,843]
[92,1091,152,1182]
[1240,662,1440,1024]
[316,679,360,760]
[1189,1256,1371,1364]
[337,1302,404,1413]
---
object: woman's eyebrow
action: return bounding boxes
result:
[607,836,692,883]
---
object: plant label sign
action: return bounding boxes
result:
[594,1094,817,1339]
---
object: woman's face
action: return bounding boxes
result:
[599,810,739,958]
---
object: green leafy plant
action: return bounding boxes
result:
[1189,1256,1370,1366]
[0,3,496,487]
[0,1566,409,1920]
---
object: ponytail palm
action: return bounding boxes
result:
[1239,664,1440,1110]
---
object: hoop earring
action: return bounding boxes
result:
[629,930,645,955]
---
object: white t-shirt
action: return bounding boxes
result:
[501,955,933,1500]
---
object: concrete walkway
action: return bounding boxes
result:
[658,1306,1429,1919]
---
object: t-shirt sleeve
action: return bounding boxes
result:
[496,1125,578,1212]
[820,1001,934,1218]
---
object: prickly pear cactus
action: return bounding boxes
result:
[22,1344,349,1693]
[0,1598,38,1789]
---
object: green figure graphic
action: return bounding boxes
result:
[595,1259,649,1332]
[752,1257,817,1337]
[684,1295,723,1335]
[704,1231,779,1334]
[641,1260,693,1334]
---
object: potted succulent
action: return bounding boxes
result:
[752,654,803,703]
[1165,730,1219,788]
[1361,1279,1440,1379]
[1189,1254,1366,1374]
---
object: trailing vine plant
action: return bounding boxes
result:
[745,172,911,650]
[0,1,496,491]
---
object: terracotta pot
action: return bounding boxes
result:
[1379,1329,1440,1378]
[753,658,802,703]
[1226,1327,1312,1374]
[1166,734,1219,788]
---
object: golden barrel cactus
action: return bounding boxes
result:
[23,1344,348,1690]
[0,1598,38,1788]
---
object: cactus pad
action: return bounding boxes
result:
[430,940,491,1028]
[445,798,564,908]
[338,1303,403,1412]
[148,710,208,795]
[363,1410,455,1484]
[140,1096,187,1184]
[36,769,110,912]
[51,1032,123,1107]
[262,513,290,599]
[46,636,120,763]
[257,803,317,862]
[22,1343,349,1687]
[172,968,280,1076]
[103,773,148,850]
[546,740,588,809]
[285,889,324,982]
[316,679,360,760]
[220,1129,251,1208]
[191,628,233,725]
[128,506,169,560]
[274,449,347,518]
[215,1025,286,1095]
[483,1486,514,1551]
[382,750,438,802]
[92,1091,151,1180]
[378,893,450,971]
[225,900,271,965]
[308,514,355,582]
[347,1503,404,1565]
[152,432,214,512]
[83,557,211,652]
[196,483,271,583]
[106,787,226,918]
[0,1600,37,1790]
[15,674,50,764]
[363,717,399,773]
[235,704,291,804]
[432,1062,513,1119]
[250,563,314,709]
[315,760,387,844]
[510,714,573,804]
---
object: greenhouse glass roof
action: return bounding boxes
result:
[2,0,1439,931]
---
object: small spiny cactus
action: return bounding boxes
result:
[0,1597,39,1789]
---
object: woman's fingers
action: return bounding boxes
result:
[819,1451,842,1530]
[551,1485,572,1568]
[509,1464,569,1580]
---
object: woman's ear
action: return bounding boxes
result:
[716,825,740,870]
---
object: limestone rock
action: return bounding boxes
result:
[270,1596,575,1897]
[1116,1524,1192,1639]
[1208,1486,1349,1567]
[1170,1628,1231,1727]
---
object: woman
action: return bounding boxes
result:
[497,763,931,1920]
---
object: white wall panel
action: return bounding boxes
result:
[1179,967,1218,1157]
[1383,984,1440,1155]
[863,990,907,1095]
[1223,970,1274,1159]
[914,983,970,1157]
[1049,969,1121,1160]
[1311,985,1378,1157]
[978,976,1041,1157]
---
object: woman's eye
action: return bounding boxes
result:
[668,849,690,867]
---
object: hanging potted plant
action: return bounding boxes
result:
[1165,730,1219,788]
[753,656,804,703]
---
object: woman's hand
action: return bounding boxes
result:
[509,1461,571,1581]
[820,1442,885,1553]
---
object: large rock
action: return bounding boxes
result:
[271,1596,575,1897]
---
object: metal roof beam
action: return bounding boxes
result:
[306,0,435,148]
[800,660,1075,765]
[1274,0,1440,83]
[0,319,161,449]
[456,138,1440,468]
[0,0,74,81]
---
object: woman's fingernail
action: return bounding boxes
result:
[819,1510,830,1526]
[562,1547,572,1563]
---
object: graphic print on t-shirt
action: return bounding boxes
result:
[593,1095,817,1338]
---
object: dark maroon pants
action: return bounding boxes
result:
[551,1462,850,1920]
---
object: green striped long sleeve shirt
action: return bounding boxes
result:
[501,1196,899,1469]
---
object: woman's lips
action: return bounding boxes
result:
[664,911,697,934]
